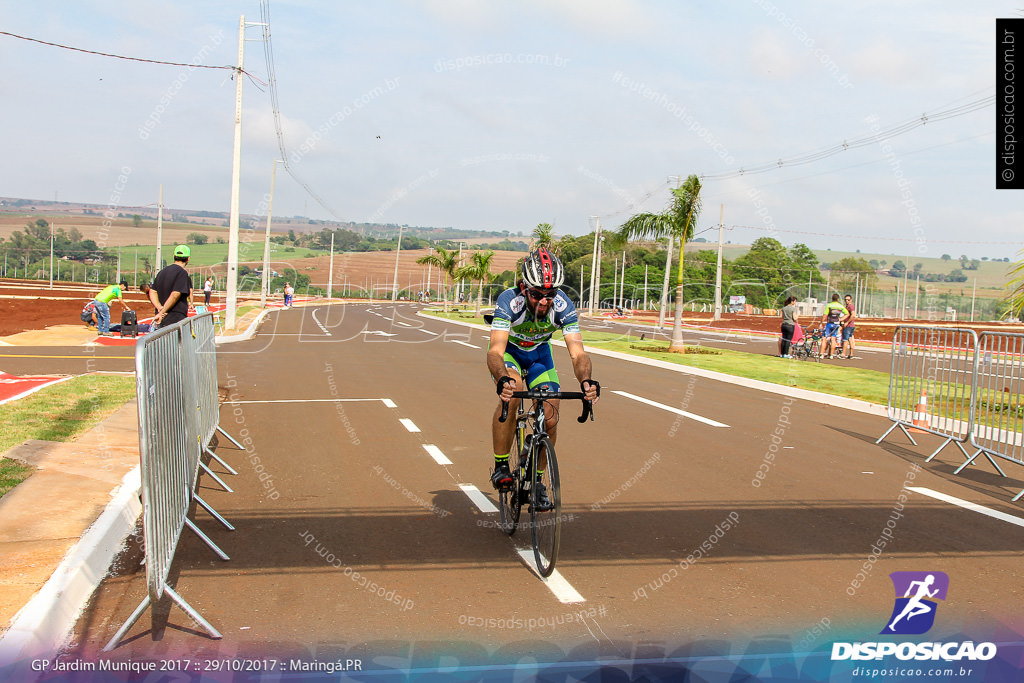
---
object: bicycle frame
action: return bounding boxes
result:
[497,388,594,576]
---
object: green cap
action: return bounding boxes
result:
[173,244,191,258]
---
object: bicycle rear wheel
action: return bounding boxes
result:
[530,436,561,576]
[498,422,525,535]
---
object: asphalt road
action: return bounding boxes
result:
[68,302,1024,675]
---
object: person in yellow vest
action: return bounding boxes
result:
[94,279,132,337]
[820,293,849,359]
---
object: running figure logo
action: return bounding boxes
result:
[881,571,949,635]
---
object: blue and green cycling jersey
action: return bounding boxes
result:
[491,288,581,390]
[490,288,581,350]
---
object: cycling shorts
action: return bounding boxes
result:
[503,343,560,391]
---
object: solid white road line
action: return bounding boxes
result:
[459,484,498,513]
[310,308,332,336]
[395,321,413,327]
[907,486,1024,528]
[449,340,479,349]
[422,444,453,465]
[515,548,586,604]
[611,390,729,428]
[399,418,420,433]
[419,329,439,335]
[382,399,397,408]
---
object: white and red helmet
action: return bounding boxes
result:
[520,248,565,290]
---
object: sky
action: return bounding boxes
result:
[0,1,1019,258]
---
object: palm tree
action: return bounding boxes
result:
[1005,249,1024,320]
[454,250,496,315]
[532,223,556,251]
[618,174,702,353]
[416,246,459,312]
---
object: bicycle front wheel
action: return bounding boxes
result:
[530,436,561,577]
[498,423,525,536]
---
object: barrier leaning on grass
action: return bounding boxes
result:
[877,326,1024,501]
[105,312,244,651]
[963,331,1024,500]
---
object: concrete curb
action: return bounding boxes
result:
[215,308,271,344]
[0,467,141,665]
[418,312,888,417]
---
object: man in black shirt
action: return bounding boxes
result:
[153,244,193,327]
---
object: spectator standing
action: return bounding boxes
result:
[152,245,193,328]
[840,294,857,359]
[203,277,213,306]
[140,282,160,321]
[284,282,295,308]
[779,296,799,358]
[821,293,849,359]
[93,279,131,337]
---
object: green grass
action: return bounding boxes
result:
[114,242,326,270]
[423,310,891,404]
[0,459,33,499]
[0,375,136,499]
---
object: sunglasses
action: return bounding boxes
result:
[526,288,557,301]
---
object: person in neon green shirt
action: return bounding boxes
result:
[93,279,132,336]
[820,293,848,359]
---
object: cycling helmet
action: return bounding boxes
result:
[520,248,565,289]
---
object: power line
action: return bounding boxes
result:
[702,95,994,181]
[596,179,672,221]
[730,223,1023,246]
[259,0,346,221]
[0,29,265,83]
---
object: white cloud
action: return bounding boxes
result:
[847,39,925,84]
[747,28,806,80]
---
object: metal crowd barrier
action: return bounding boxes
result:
[963,332,1024,499]
[876,326,979,463]
[105,313,243,651]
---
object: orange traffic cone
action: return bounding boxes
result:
[909,389,930,433]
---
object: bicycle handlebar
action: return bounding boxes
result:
[498,389,595,424]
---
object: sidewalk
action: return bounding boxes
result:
[0,302,280,662]
[0,400,142,661]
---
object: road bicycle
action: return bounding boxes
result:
[497,387,595,576]
[793,328,824,362]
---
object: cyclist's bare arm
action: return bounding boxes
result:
[487,327,516,402]
[564,332,599,403]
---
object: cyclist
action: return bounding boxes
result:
[487,248,600,504]
[820,293,848,359]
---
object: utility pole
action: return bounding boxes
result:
[611,256,618,310]
[588,217,600,316]
[644,264,648,311]
[713,204,724,321]
[328,232,335,300]
[156,185,163,271]
[225,14,246,330]
[49,221,54,289]
[620,252,626,308]
[971,278,977,322]
[261,159,278,308]
[391,226,403,302]
[579,266,585,307]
